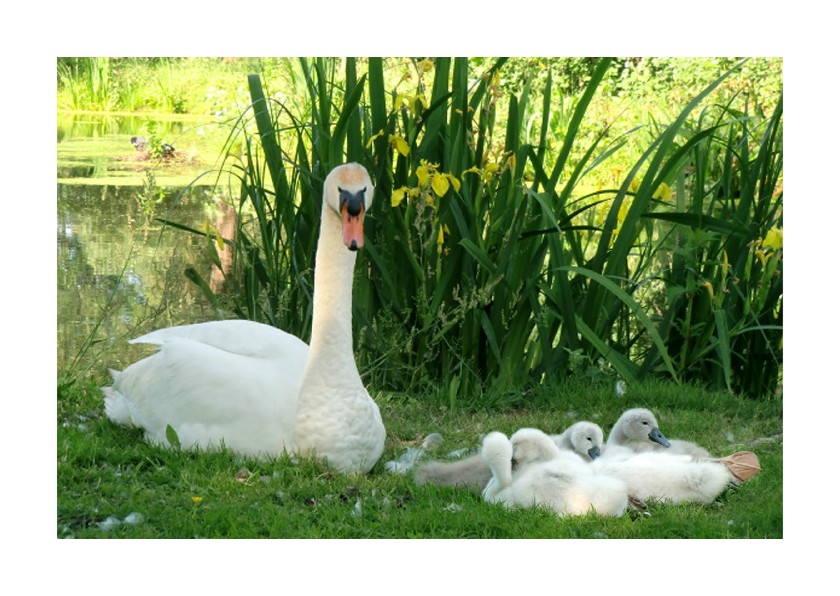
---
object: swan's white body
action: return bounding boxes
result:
[481,429,627,517]
[102,163,386,473]
[592,451,732,505]
[414,421,605,494]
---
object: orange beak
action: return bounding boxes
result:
[341,202,365,251]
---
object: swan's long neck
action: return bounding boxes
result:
[307,203,358,360]
[295,203,364,419]
[606,422,628,446]
[556,429,574,452]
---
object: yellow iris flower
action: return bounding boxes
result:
[653,182,672,201]
[431,172,461,197]
[389,134,409,157]
[762,226,783,250]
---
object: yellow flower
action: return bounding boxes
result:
[431,172,461,197]
[437,224,450,245]
[755,249,768,267]
[416,162,431,187]
[701,281,714,300]
[395,93,428,115]
[446,173,460,192]
[490,70,501,88]
[653,182,672,201]
[505,153,516,171]
[419,58,434,73]
[366,129,385,149]
[618,198,630,222]
[191,496,203,504]
[463,165,496,184]
[628,177,641,193]
[432,172,450,197]
[762,226,783,250]
[391,186,409,207]
[389,134,409,157]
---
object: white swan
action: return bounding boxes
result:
[597,409,732,504]
[605,408,710,460]
[592,451,732,505]
[549,421,604,461]
[481,429,627,517]
[101,163,386,473]
[414,421,605,493]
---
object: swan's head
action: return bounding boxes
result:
[613,408,671,447]
[509,428,562,468]
[567,421,604,460]
[323,163,374,251]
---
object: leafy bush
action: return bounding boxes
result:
[179,57,781,398]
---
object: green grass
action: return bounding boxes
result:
[57,375,782,538]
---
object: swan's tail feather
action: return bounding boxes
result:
[101,385,135,427]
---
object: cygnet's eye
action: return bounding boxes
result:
[642,421,648,425]
[587,437,592,442]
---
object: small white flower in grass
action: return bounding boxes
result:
[351,500,363,518]
[615,380,626,396]
[443,503,463,513]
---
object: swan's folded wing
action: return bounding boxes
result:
[130,320,308,360]
[114,335,308,453]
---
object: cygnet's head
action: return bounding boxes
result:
[567,421,604,459]
[323,163,374,251]
[509,428,562,468]
[613,408,671,447]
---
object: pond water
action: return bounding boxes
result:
[57,112,234,378]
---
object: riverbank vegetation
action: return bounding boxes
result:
[145,57,781,400]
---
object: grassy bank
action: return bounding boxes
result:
[58,375,782,538]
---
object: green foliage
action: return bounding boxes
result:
[135,170,165,214]
[174,58,781,398]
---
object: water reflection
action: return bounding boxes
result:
[57,112,232,378]
[57,182,229,376]
[57,112,193,144]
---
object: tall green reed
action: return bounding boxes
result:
[181,57,781,398]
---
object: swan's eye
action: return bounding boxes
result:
[642,421,648,425]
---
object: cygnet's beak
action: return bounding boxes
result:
[588,445,601,460]
[648,427,671,447]
[339,188,366,251]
